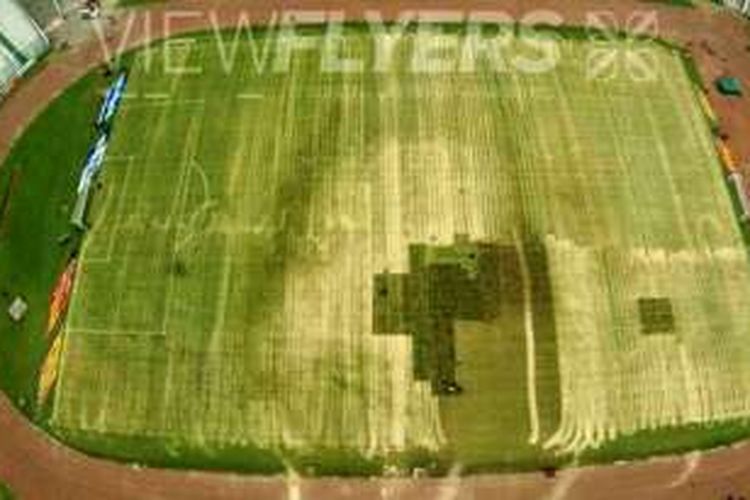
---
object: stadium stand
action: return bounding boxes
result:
[15,0,66,29]
[0,0,48,97]
[724,0,750,16]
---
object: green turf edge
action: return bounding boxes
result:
[676,46,748,241]
[640,0,696,8]
[48,424,462,477]
[0,481,13,500]
[579,418,750,464]
[50,425,287,474]
[117,0,166,8]
[0,71,105,414]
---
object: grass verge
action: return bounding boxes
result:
[0,482,12,500]
[580,419,750,464]
[0,72,104,414]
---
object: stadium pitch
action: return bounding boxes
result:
[10,25,750,474]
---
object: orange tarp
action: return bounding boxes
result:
[717,140,738,173]
[47,259,77,337]
[699,93,718,125]
[37,333,64,407]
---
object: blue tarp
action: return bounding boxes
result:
[96,72,127,128]
[77,131,109,194]
[72,71,127,229]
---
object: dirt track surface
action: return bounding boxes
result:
[1,1,749,498]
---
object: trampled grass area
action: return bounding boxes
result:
[3,24,750,474]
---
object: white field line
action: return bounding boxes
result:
[668,52,723,178]
[236,92,264,100]
[542,238,595,454]
[342,71,371,452]
[546,66,645,453]
[401,48,452,451]
[67,328,165,337]
[436,463,464,500]
[84,156,136,265]
[208,245,232,356]
[545,238,750,454]
[667,52,739,244]
[169,43,197,95]
[585,73,667,451]
[383,69,409,450]
[520,68,566,241]
[285,465,301,500]
[110,102,186,337]
[668,450,701,488]
[549,69,595,238]
[53,154,133,420]
[457,70,487,240]
[105,155,137,162]
[143,92,171,100]
[362,180,380,455]
[543,468,582,500]
[122,98,206,109]
[679,342,702,423]
[160,113,204,336]
[589,72,648,250]
[515,235,540,445]
[318,76,345,450]
[49,331,70,425]
[641,94,691,244]
[200,65,262,406]
[56,147,139,423]
[266,57,301,448]
[175,160,216,252]
[63,50,204,434]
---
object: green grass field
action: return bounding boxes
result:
[3,25,750,475]
[0,481,13,500]
[0,73,101,412]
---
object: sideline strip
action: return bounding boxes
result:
[236,93,264,100]
[122,98,206,109]
[67,328,166,337]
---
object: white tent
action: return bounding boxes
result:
[724,0,750,16]
[0,0,48,96]
[0,44,21,94]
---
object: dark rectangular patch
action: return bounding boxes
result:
[638,297,675,334]
[372,273,409,334]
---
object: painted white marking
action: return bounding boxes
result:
[84,156,136,264]
[543,469,581,500]
[285,462,301,500]
[68,328,165,337]
[122,98,205,109]
[144,92,171,100]
[668,451,701,488]
[516,235,541,445]
[236,92,264,100]
[436,463,463,500]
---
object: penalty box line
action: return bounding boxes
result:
[81,155,136,265]
[121,96,207,110]
[67,327,167,338]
